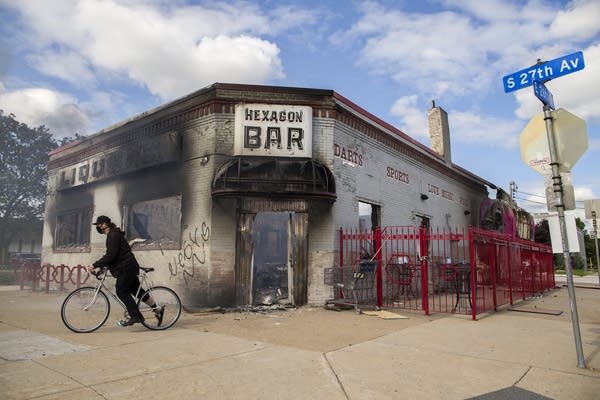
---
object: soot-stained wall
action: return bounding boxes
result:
[42,83,494,308]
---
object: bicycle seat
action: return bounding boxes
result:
[140,267,155,273]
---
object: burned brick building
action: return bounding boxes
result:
[42,83,495,307]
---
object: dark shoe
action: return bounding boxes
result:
[117,315,145,327]
[154,305,165,327]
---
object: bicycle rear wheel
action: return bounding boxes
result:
[139,286,182,330]
[61,287,110,333]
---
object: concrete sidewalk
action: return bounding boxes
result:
[1,283,599,400]
[554,273,600,287]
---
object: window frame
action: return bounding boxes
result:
[53,207,93,253]
[122,194,183,251]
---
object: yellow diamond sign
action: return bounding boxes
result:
[519,108,588,174]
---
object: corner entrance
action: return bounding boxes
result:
[251,212,293,305]
[235,199,309,306]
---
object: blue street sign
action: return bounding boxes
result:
[533,81,555,110]
[502,51,584,93]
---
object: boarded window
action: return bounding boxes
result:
[55,208,92,252]
[125,195,182,250]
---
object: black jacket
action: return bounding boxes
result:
[93,228,139,276]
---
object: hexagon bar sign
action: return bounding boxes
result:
[519,108,588,174]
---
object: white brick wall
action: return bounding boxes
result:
[305,116,487,305]
[42,85,489,308]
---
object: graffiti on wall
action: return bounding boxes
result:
[168,222,210,284]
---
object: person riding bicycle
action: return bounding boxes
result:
[88,215,164,327]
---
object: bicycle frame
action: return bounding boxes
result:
[62,266,181,333]
[84,269,153,314]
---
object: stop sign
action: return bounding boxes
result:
[520,108,588,174]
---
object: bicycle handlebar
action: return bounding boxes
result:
[90,266,107,279]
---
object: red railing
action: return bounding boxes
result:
[14,263,92,292]
[337,226,555,320]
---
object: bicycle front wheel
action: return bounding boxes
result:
[61,287,110,333]
[139,286,182,330]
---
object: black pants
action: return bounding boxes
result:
[115,269,148,319]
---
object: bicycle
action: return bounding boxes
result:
[61,266,182,333]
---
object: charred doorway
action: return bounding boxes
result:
[213,157,334,306]
[235,200,308,306]
[251,212,292,305]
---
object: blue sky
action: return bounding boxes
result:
[1,0,599,227]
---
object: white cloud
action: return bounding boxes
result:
[389,95,428,138]
[331,1,569,100]
[550,0,600,40]
[448,109,522,148]
[391,93,522,148]
[574,184,597,226]
[0,0,321,136]
[513,179,548,215]
[112,34,283,99]
[0,88,90,137]
[443,0,520,22]
[575,185,596,201]
[28,50,95,85]
[331,0,599,151]
[333,1,596,99]
[514,90,540,120]
[4,0,297,100]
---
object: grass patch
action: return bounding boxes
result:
[555,268,597,277]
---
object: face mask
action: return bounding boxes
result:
[96,226,103,234]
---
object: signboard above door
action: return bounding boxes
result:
[234,104,313,158]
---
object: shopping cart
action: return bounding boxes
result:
[324,260,378,314]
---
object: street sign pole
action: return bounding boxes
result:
[508,51,587,369]
[544,104,586,368]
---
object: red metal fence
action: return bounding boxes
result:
[336,226,555,320]
[13,263,91,292]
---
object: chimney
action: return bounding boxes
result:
[428,100,452,164]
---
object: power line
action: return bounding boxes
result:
[514,196,546,205]
[516,190,584,203]
[517,190,545,199]
[514,196,586,210]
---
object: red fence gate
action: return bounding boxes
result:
[336,226,554,320]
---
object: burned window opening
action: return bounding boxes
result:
[124,195,182,250]
[54,208,92,252]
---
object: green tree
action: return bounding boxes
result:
[571,253,585,270]
[0,111,83,264]
[573,217,598,270]
[582,222,598,270]
[586,239,597,270]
